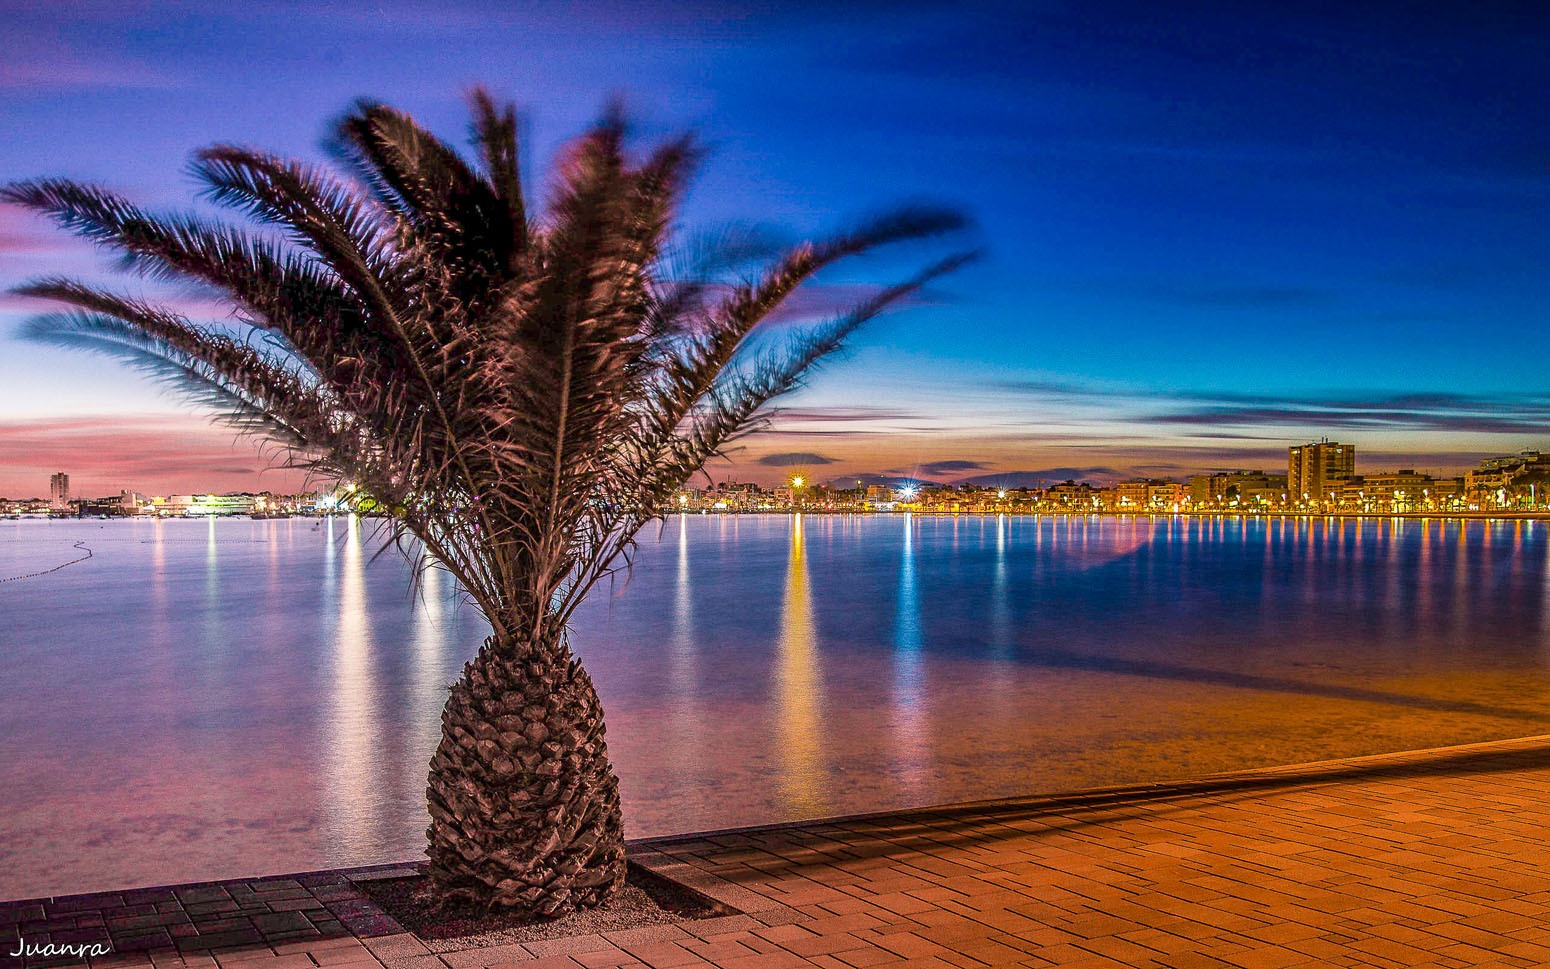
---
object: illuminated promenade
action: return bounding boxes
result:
[10,736,1550,969]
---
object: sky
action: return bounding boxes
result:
[1,0,1547,496]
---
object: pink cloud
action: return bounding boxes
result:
[0,22,177,92]
[0,207,86,259]
[0,415,312,498]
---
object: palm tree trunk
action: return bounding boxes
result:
[424,631,625,915]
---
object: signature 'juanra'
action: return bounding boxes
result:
[7,936,112,959]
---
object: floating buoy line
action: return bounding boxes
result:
[0,541,93,582]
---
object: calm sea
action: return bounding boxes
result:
[3,513,1549,899]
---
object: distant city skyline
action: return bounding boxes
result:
[7,436,1544,502]
[3,1,1547,495]
[11,444,1546,519]
[0,400,1541,497]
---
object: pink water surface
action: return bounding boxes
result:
[3,513,1549,899]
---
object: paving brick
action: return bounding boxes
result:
[15,737,1550,969]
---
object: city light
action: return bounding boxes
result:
[15,447,1547,519]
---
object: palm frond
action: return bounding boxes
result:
[24,307,314,452]
[6,91,970,644]
[192,146,406,327]
[468,86,526,254]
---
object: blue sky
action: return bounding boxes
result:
[2,0,1547,495]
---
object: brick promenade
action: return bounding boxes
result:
[8,736,1550,969]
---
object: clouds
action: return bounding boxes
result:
[1141,390,1550,435]
[718,375,1549,488]
[0,208,84,260]
[986,379,1550,438]
[0,13,178,93]
[761,406,940,437]
[959,467,1127,488]
[770,406,932,423]
[756,452,837,467]
[0,415,308,497]
[825,466,1135,489]
[722,376,1542,487]
[916,459,987,475]
[828,472,925,489]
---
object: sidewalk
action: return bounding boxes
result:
[8,735,1550,969]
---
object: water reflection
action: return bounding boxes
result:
[1454,520,1470,641]
[775,514,824,814]
[672,514,695,688]
[409,562,447,800]
[891,514,929,800]
[1418,518,1433,629]
[990,514,1010,657]
[1543,530,1550,657]
[327,515,378,850]
[202,514,222,666]
[149,519,169,647]
[667,514,704,787]
[12,514,1550,899]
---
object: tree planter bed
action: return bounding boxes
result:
[351,862,732,950]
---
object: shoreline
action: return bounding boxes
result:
[4,731,1545,908]
[7,509,1550,522]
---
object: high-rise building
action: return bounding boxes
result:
[49,472,70,511]
[1288,441,1355,506]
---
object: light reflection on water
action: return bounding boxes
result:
[327,515,377,854]
[5,514,1550,898]
[776,514,822,813]
[891,515,927,801]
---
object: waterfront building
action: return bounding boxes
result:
[1045,480,1097,510]
[1187,470,1288,509]
[1288,441,1355,508]
[75,493,146,517]
[1330,470,1436,513]
[1106,479,1181,511]
[1108,479,1151,511]
[1147,481,1186,511]
[1187,472,1227,505]
[1427,476,1467,511]
[49,472,69,511]
[155,493,257,516]
[1467,451,1549,510]
[706,481,759,512]
[1361,470,1433,513]
[0,497,52,515]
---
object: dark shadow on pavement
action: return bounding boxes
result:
[1017,646,1550,724]
[673,737,1550,882]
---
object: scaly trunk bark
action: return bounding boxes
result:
[424,631,625,915]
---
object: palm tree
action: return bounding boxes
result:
[3,90,968,915]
